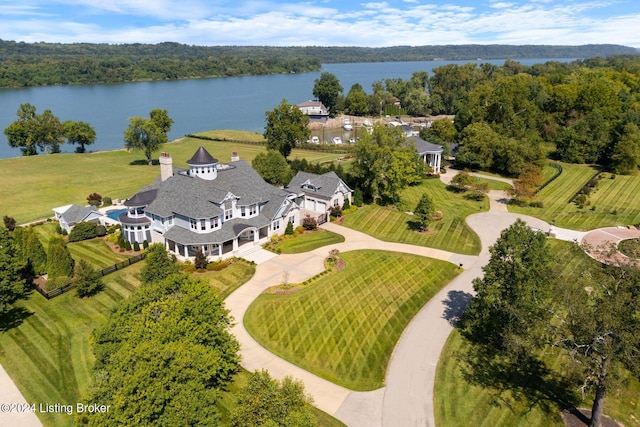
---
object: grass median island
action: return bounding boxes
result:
[265,230,345,254]
[244,250,460,390]
[0,131,347,224]
[434,239,640,427]
[341,178,485,255]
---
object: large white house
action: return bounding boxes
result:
[119,146,351,260]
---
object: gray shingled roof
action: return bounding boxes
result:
[124,189,158,207]
[164,216,269,245]
[287,171,351,200]
[60,204,100,225]
[187,146,218,165]
[407,136,444,156]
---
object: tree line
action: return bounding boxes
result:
[0,40,635,88]
[307,55,640,176]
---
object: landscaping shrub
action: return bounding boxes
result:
[180,260,196,273]
[124,241,132,251]
[270,234,280,243]
[285,222,294,236]
[302,215,317,230]
[133,241,140,251]
[353,188,363,207]
[206,260,230,271]
[102,196,112,206]
[55,224,65,235]
[142,240,149,249]
[343,198,350,210]
[107,224,120,234]
[3,215,16,231]
[195,248,208,269]
[95,224,107,237]
[529,200,544,208]
[68,221,98,242]
[463,192,486,201]
[330,205,343,217]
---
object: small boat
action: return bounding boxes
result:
[363,119,372,127]
[332,136,343,144]
[343,119,352,131]
[310,136,320,144]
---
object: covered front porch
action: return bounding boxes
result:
[164,224,269,261]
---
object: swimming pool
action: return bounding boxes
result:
[105,208,127,221]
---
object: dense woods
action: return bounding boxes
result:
[0,40,635,88]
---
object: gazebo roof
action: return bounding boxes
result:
[408,136,443,156]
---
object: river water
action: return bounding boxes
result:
[0,58,573,159]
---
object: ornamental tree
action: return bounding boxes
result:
[123,115,168,165]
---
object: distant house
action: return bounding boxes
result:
[287,171,352,223]
[53,204,103,233]
[297,100,329,123]
[117,146,348,260]
[407,136,443,174]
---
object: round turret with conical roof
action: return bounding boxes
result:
[187,146,218,180]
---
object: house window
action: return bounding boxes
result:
[289,216,295,224]
[303,184,317,192]
[190,218,197,230]
[167,216,173,225]
[225,208,233,220]
[200,219,206,231]
[334,198,340,207]
[241,206,246,217]
[210,217,218,228]
[250,204,257,215]
[272,220,280,231]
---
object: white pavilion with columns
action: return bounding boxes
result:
[408,136,443,173]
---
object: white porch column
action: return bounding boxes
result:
[436,152,441,173]
[184,244,188,258]
[253,230,259,243]
[232,238,238,251]
[218,244,222,257]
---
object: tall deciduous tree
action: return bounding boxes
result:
[140,243,179,285]
[313,72,343,115]
[63,120,96,153]
[0,228,28,316]
[252,150,292,185]
[124,109,172,165]
[344,83,369,116]
[231,370,317,427]
[79,274,240,426]
[460,219,553,359]
[509,164,543,201]
[550,247,640,427]
[264,99,310,159]
[4,103,64,155]
[610,123,640,174]
[351,124,423,204]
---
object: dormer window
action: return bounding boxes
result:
[303,183,318,192]
[224,203,233,220]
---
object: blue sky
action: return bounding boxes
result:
[1,0,639,47]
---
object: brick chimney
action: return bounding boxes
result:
[159,152,173,181]
[231,152,240,162]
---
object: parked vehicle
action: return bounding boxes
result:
[332,136,343,144]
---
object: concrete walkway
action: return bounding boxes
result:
[0,365,42,427]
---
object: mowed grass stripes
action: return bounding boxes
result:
[509,163,640,230]
[342,178,486,255]
[0,264,141,427]
[244,250,459,391]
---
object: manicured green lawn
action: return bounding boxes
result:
[341,179,486,255]
[0,131,347,224]
[245,250,460,390]
[473,176,512,191]
[193,262,256,299]
[0,264,142,427]
[508,163,640,230]
[268,230,345,254]
[31,222,131,269]
[434,240,640,427]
